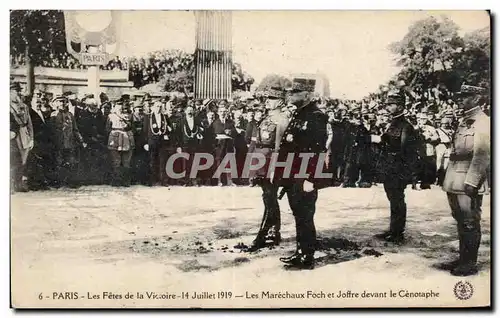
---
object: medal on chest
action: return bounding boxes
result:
[301,121,308,131]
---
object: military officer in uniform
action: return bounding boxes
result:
[50,95,86,188]
[131,100,148,185]
[247,85,289,251]
[10,81,34,192]
[106,100,135,187]
[441,84,490,276]
[277,83,328,269]
[374,90,419,244]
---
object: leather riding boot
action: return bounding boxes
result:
[438,236,463,271]
[451,231,480,276]
[283,253,315,270]
[280,241,301,263]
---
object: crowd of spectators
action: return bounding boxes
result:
[10,49,255,92]
[11,80,490,193]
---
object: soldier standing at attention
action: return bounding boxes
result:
[50,95,86,188]
[131,100,148,185]
[10,81,34,192]
[373,90,419,244]
[277,83,328,270]
[247,85,289,251]
[106,100,135,187]
[441,84,490,276]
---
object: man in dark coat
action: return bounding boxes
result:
[200,110,217,185]
[131,100,148,185]
[415,112,440,189]
[212,105,237,186]
[50,95,86,188]
[374,90,419,244]
[142,101,176,186]
[67,93,87,185]
[338,105,353,186]
[27,89,52,190]
[325,107,348,187]
[79,98,107,185]
[245,109,258,186]
[343,114,371,188]
[233,108,249,185]
[276,85,328,269]
[177,105,204,185]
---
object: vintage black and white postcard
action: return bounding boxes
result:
[9,9,491,308]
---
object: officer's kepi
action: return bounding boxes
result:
[266,86,285,99]
[458,84,487,97]
[286,82,314,109]
[385,90,405,105]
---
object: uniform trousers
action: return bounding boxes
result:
[383,177,407,235]
[109,150,133,186]
[55,148,78,187]
[110,150,133,169]
[11,141,29,190]
[287,182,318,256]
[256,180,281,240]
[447,193,482,263]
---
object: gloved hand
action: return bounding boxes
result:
[464,183,478,197]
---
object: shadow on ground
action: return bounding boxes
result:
[89,213,490,274]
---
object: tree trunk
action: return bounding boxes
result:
[23,11,35,97]
[25,44,34,97]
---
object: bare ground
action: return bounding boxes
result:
[10,184,490,308]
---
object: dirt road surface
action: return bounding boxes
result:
[11,185,490,308]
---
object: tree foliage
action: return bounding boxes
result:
[372,15,491,106]
[10,10,66,63]
[389,16,465,92]
[454,27,490,89]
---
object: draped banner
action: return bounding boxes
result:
[194,11,232,100]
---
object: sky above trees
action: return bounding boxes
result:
[116,10,489,99]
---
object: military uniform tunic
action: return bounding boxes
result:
[442,106,490,271]
[378,113,419,236]
[276,104,328,257]
[250,108,289,245]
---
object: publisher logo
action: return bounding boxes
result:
[453,281,473,300]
